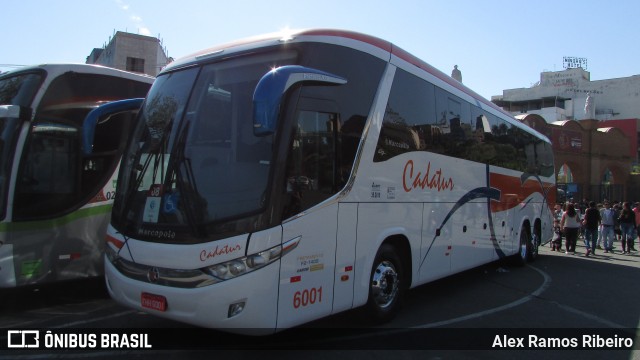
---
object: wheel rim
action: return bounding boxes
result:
[371,260,399,309]
[531,233,539,259]
[520,233,528,260]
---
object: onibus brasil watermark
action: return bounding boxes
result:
[7,330,152,349]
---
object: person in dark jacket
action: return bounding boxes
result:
[619,202,637,254]
[582,201,601,256]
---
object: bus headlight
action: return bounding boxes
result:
[228,261,246,275]
[105,244,118,263]
[209,264,228,278]
[203,236,300,282]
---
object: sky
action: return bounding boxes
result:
[2,0,639,100]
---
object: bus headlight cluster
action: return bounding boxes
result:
[204,238,298,282]
[105,236,301,288]
[105,244,118,263]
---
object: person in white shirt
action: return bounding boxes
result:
[561,203,581,255]
[600,201,617,253]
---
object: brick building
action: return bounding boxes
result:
[491,66,640,203]
[518,114,636,203]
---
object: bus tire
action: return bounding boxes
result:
[530,232,539,262]
[365,243,405,323]
[513,229,531,266]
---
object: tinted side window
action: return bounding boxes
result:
[375,69,479,162]
[299,43,386,174]
[485,117,526,171]
[284,104,340,218]
[434,87,471,158]
[374,69,435,162]
[14,122,80,219]
[0,72,44,106]
[14,72,151,221]
[374,68,552,176]
[281,43,386,219]
[532,140,554,177]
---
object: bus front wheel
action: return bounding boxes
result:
[365,243,405,323]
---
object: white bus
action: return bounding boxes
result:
[104,29,555,334]
[0,64,153,288]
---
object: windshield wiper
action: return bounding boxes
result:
[120,126,170,224]
[167,121,208,237]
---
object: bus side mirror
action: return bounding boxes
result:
[82,98,144,156]
[252,65,346,136]
[0,105,31,120]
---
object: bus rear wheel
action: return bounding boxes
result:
[530,232,539,261]
[514,229,534,266]
[365,243,405,323]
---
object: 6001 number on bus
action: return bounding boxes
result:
[293,287,323,309]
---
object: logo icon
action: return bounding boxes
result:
[7,330,39,348]
[147,267,160,283]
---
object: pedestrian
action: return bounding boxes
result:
[582,201,601,256]
[579,199,588,215]
[551,219,562,251]
[578,199,588,239]
[618,201,637,254]
[614,202,622,245]
[600,201,617,253]
[633,202,640,250]
[553,203,563,221]
[560,203,581,254]
[596,202,604,250]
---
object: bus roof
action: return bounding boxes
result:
[162,29,550,143]
[0,63,155,83]
[165,29,504,113]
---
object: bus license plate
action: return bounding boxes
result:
[141,292,167,312]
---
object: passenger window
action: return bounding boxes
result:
[374,68,435,162]
[433,88,471,157]
[82,111,137,195]
[374,67,554,175]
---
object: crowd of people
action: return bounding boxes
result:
[551,199,640,256]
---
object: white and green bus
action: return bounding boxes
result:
[0,64,153,288]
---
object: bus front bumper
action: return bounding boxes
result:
[105,257,280,335]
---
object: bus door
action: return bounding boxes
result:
[277,97,344,329]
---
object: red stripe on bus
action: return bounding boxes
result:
[106,233,124,249]
[489,173,555,212]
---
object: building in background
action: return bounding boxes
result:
[491,61,640,202]
[519,114,633,203]
[492,66,640,122]
[86,31,172,76]
[492,66,639,161]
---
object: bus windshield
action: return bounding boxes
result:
[114,51,297,240]
[0,72,43,107]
